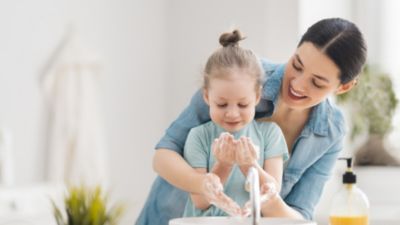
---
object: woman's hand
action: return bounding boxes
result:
[260,181,278,203]
[212,132,237,167]
[235,137,260,167]
[241,180,279,218]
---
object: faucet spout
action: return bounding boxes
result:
[246,167,260,225]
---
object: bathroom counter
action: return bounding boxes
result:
[0,183,62,224]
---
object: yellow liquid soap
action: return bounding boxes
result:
[330,215,368,225]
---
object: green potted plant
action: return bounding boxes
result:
[52,186,125,225]
[336,65,399,166]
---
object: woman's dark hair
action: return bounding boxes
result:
[298,18,367,84]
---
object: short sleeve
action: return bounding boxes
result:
[183,126,209,168]
[260,122,289,161]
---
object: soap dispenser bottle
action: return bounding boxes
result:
[330,157,369,225]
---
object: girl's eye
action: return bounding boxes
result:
[238,104,248,108]
[217,103,227,108]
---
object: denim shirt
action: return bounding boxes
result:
[135,59,345,225]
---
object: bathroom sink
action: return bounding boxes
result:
[169,217,316,225]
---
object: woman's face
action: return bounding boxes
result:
[281,42,345,110]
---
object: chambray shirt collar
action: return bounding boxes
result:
[262,64,283,105]
[306,99,330,136]
[261,63,329,137]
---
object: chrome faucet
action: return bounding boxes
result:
[246,167,260,225]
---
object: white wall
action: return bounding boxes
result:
[378,0,400,149]
[165,0,299,120]
[0,0,167,224]
[1,1,300,223]
[3,1,398,224]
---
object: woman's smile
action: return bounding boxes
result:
[288,85,307,100]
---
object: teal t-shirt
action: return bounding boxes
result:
[182,120,289,217]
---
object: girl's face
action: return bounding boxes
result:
[282,42,354,110]
[203,71,260,133]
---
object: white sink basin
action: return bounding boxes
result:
[169,217,316,225]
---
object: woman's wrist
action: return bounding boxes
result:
[260,194,304,219]
[260,194,284,217]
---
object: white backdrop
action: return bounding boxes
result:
[1,1,398,224]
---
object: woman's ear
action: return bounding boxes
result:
[203,89,210,105]
[335,79,357,95]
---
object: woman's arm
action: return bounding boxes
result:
[259,157,304,218]
[261,139,342,219]
[153,89,211,194]
[153,142,232,194]
[260,195,304,218]
[154,150,236,212]
[189,168,210,209]
[153,149,206,194]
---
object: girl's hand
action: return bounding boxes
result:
[235,137,260,167]
[202,173,242,217]
[212,132,237,167]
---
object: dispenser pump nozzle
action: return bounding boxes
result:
[338,157,356,184]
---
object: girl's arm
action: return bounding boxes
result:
[262,156,283,192]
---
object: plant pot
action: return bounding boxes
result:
[354,134,400,166]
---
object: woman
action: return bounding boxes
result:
[135,18,367,225]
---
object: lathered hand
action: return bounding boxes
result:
[235,137,260,167]
[212,132,237,166]
[202,173,242,217]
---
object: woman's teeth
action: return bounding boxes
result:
[290,87,305,98]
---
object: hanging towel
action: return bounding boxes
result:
[40,31,108,187]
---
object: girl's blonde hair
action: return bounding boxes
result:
[203,30,263,91]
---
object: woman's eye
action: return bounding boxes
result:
[292,61,302,72]
[312,80,323,88]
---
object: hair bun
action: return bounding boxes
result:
[219,30,245,47]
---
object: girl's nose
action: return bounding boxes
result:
[225,106,240,118]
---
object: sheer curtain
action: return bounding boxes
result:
[378,0,400,147]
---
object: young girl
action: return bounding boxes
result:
[182,30,288,217]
